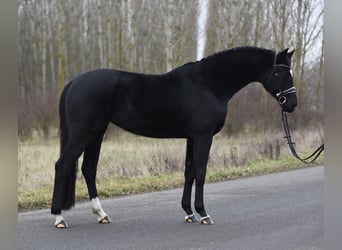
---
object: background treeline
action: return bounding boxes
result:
[18,0,323,141]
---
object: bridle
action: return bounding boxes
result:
[268,63,324,163]
[272,64,297,106]
[276,86,297,105]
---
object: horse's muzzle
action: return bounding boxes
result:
[282,98,297,113]
[283,105,296,113]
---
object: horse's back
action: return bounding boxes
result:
[109,71,190,137]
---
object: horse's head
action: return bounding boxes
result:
[265,48,297,113]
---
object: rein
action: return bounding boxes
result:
[281,110,324,163]
[268,55,323,163]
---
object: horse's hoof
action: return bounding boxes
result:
[185,214,198,223]
[55,220,68,229]
[200,215,214,225]
[99,215,111,224]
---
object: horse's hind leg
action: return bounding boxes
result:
[81,134,111,224]
[52,124,104,228]
[52,141,86,228]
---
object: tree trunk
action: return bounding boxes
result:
[57,0,67,98]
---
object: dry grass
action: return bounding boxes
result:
[96,135,185,178]
[18,126,323,211]
[18,140,59,192]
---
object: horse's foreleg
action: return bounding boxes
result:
[91,197,111,223]
[82,135,111,224]
[181,139,198,223]
[193,135,214,225]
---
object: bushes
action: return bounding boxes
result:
[18,92,58,141]
[222,82,323,136]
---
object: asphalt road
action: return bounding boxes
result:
[18,166,323,250]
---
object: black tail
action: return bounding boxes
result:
[59,82,77,210]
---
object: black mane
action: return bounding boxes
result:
[203,46,275,61]
[201,46,275,70]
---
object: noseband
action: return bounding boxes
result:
[272,64,297,105]
[276,86,296,105]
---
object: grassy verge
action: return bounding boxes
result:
[18,127,323,212]
[18,154,322,212]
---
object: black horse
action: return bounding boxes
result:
[52,46,297,228]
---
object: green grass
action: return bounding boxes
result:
[18,128,323,212]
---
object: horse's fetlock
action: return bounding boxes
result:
[195,204,206,216]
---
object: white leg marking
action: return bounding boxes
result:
[91,197,111,223]
[54,214,68,228]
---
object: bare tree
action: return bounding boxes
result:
[18,0,323,139]
[57,0,67,97]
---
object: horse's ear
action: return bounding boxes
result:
[276,48,289,60]
[287,49,295,58]
[280,48,289,56]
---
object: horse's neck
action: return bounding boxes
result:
[206,60,271,102]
